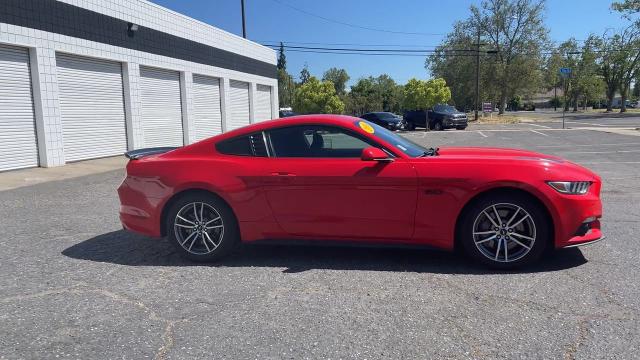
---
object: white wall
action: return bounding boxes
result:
[0,0,278,168]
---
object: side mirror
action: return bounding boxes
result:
[361,147,394,162]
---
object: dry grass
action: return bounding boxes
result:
[469,113,523,124]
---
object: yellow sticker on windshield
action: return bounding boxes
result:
[359,121,375,134]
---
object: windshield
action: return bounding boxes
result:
[354,120,432,157]
[439,105,457,113]
[376,112,398,120]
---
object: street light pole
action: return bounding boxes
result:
[474,30,481,121]
[241,0,247,38]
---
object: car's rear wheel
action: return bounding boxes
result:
[166,193,239,262]
[459,193,549,269]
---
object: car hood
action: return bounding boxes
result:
[434,146,599,180]
[437,146,563,161]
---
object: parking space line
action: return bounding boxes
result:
[563,149,640,154]
[477,131,488,138]
[528,123,551,129]
[581,161,640,164]
[534,142,640,148]
[567,121,606,127]
[530,129,549,137]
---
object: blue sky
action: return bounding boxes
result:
[151,0,627,86]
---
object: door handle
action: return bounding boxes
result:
[270,172,296,177]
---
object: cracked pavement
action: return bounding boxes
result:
[1,127,639,359]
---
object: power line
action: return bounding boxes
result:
[266,44,640,57]
[268,0,444,36]
[266,44,477,53]
[260,41,443,48]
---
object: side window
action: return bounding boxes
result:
[268,125,373,158]
[361,114,372,120]
[216,133,268,157]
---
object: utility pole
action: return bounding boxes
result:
[474,30,481,121]
[241,0,247,38]
[562,76,566,129]
[553,81,557,111]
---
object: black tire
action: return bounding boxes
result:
[165,192,239,262]
[433,121,443,131]
[456,126,467,130]
[407,122,416,131]
[459,192,549,269]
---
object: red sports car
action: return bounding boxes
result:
[117,115,603,268]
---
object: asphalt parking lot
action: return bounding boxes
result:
[1,123,639,359]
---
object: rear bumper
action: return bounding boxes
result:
[117,178,163,238]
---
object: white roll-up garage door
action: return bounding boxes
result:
[56,54,127,162]
[139,67,183,147]
[0,45,38,171]
[192,74,222,142]
[255,84,272,122]
[228,80,250,131]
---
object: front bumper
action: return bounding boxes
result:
[443,118,468,128]
[550,190,604,249]
[563,235,605,248]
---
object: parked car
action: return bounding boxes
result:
[279,109,298,118]
[404,105,468,131]
[118,115,603,269]
[360,112,405,130]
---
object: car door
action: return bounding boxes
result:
[261,124,418,241]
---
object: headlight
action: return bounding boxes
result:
[547,181,592,195]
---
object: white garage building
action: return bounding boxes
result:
[0,0,278,171]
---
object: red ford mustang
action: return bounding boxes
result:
[117,115,603,268]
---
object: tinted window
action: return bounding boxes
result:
[216,133,268,157]
[354,120,429,157]
[268,125,374,158]
[376,112,397,120]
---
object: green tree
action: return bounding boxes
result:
[322,68,350,95]
[403,78,452,110]
[278,69,295,108]
[347,77,380,115]
[277,42,286,70]
[471,0,548,114]
[292,76,344,114]
[427,21,479,110]
[596,27,640,112]
[612,0,640,15]
[428,0,548,113]
[345,75,404,115]
[276,43,295,107]
[299,63,311,84]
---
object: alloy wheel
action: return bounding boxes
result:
[174,202,225,255]
[472,203,537,263]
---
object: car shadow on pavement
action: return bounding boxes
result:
[62,230,588,275]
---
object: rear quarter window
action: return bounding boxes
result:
[216,133,268,157]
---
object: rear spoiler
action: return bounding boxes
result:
[124,147,178,160]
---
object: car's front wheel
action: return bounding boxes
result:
[459,193,549,269]
[433,121,443,131]
[166,193,239,262]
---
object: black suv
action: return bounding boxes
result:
[403,105,468,131]
[360,112,405,130]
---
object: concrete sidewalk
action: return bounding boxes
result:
[0,156,126,192]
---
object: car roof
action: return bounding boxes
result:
[213,114,363,141]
